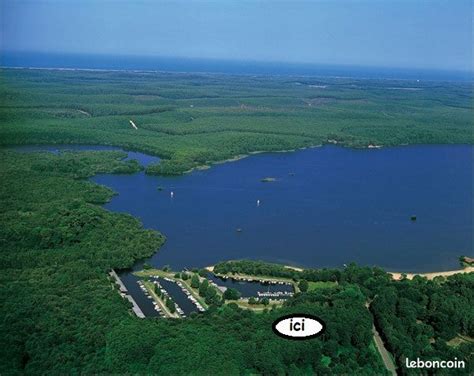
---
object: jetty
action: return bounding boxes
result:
[146,279,179,318]
[210,272,293,286]
[175,279,206,312]
[257,291,293,298]
[110,269,127,293]
[109,270,145,318]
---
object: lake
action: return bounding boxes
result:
[87,145,473,273]
[12,143,473,317]
[13,144,473,272]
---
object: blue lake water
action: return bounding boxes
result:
[207,274,294,299]
[11,143,473,316]
[88,145,473,273]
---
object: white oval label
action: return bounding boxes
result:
[272,314,326,340]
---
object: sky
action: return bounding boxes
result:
[1,0,472,71]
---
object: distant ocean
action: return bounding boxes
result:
[1,51,472,82]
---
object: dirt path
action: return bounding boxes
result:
[372,324,397,375]
[365,301,397,375]
[76,109,91,116]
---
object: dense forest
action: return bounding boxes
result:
[0,150,389,374]
[0,150,164,373]
[1,68,473,374]
[1,68,472,175]
[215,260,474,374]
[1,150,473,374]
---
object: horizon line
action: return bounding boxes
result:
[2,50,472,75]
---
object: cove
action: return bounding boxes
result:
[90,145,472,273]
[11,144,160,167]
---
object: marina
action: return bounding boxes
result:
[136,280,167,317]
[174,279,206,312]
[155,277,201,316]
[207,273,294,299]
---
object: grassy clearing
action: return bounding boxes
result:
[447,334,474,348]
[233,298,284,312]
[307,281,338,291]
[135,268,174,278]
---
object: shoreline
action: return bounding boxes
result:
[181,144,323,174]
[389,266,474,280]
[9,143,474,281]
[207,264,474,281]
[6,142,473,178]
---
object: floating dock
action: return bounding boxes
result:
[109,269,145,318]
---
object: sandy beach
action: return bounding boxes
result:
[389,266,474,280]
[207,264,474,281]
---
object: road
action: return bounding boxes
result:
[372,324,397,375]
[365,301,397,375]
